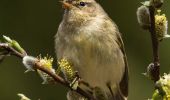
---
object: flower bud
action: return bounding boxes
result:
[18,93,31,100]
[137,5,151,29]
[143,63,155,80]
[23,56,37,72]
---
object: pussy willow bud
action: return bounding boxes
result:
[23,56,37,72]
[150,0,163,8]
[137,5,150,29]
[3,35,25,54]
[143,63,155,80]
[155,10,170,41]
[3,35,12,43]
[141,1,150,6]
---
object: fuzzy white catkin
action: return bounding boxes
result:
[137,5,150,29]
[23,56,37,71]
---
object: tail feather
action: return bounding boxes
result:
[107,85,127,100]
[93,85,127,100]
[67,91,86,100]
[110,89,127,100]
[67,83,127,100]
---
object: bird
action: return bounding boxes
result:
[55,0,128,100]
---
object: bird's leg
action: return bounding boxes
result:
[70,71,94,91]
[69,71,81,90]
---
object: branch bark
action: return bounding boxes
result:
[149,5,160,82]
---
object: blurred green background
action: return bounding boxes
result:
[0,0,170,100]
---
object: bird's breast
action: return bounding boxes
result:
[56,20,125,88]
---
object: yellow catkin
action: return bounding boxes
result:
[36,55,55,84]
[38,55,53,70]
[155,10,169,41]
[154,73,170,99]
[58,58,75,82]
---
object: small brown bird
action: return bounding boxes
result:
[55,0,128,100]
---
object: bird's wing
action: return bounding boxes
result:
[116,31,129,98]
[108,31,128,100]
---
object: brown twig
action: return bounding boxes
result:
[34,61,94,99]
[0,43,26,58]
[0,43,95,100]
[149,5,160,82]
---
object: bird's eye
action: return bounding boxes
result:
[79,2,86,6]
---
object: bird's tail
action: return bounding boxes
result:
[67,90,87,100]
[107,85,127,100]
[67,85,127,100]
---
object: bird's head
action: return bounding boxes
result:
[60,0,105,25]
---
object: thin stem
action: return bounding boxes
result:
[34,61,94,99]
[0,43,25,58]
[149,6,160,82]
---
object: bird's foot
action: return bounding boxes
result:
[69,71,81,90]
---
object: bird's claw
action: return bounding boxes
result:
[69,71,80,90]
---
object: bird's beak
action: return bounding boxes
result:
[59,1,72,10]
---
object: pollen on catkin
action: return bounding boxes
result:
[36,55,56,84]
[38,55,54,71]
[155,10,170,41]
[152,73,170,99]
[58,58,75,82]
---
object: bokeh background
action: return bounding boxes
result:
[0,0,170,100]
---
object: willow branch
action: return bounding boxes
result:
[34,60,94,99]
[0,43,25,58]
[0,42,95,100]
[149,5,160,82]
